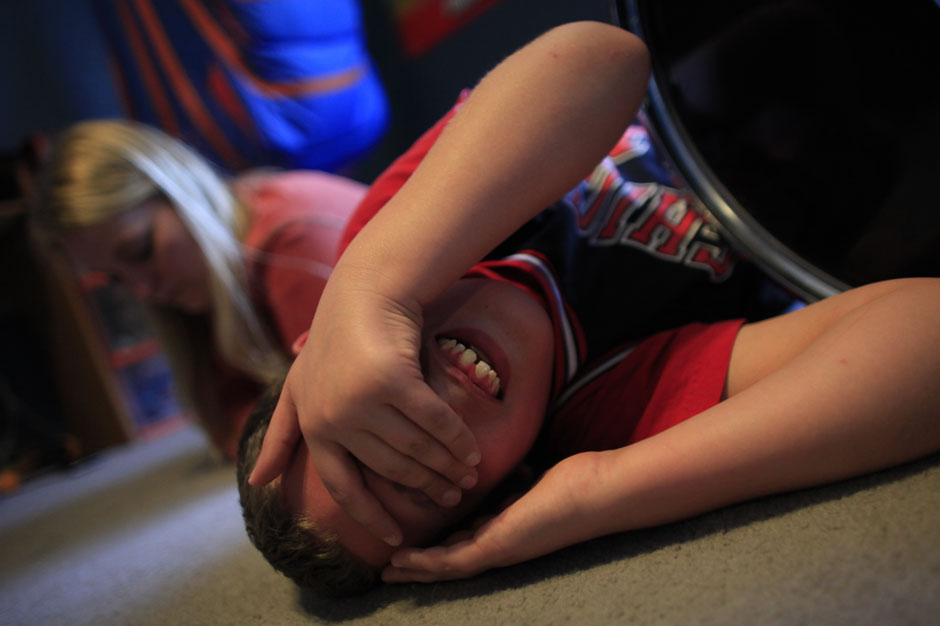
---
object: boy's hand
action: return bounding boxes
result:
[381,453,603,581]
[248,285,481,546]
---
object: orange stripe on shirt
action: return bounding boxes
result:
[113,0,180,134]
[133,0,247,169]
[206,62,258,140]
[209,0,251,47]
[179,0,367,99]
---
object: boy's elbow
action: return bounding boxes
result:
[543,21,651,82]
[534,21,650,132]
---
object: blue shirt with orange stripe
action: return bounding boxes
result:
[93,0,388,172]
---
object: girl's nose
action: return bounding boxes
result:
[123,267,158,301]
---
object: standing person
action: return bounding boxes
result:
[91,0,389,173]
[32,119,367,458]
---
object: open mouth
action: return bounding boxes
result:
[436,335,502,398]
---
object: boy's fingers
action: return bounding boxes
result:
[349,434,470,508]
[383,542,490,582]
[396,384,481,467]
[360,408,478,491]
[314,443,404,546]
[248,390,301,486]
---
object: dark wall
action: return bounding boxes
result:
[357,0,613,179]
[0,0,121,152]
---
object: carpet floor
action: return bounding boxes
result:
[2,424,938,625]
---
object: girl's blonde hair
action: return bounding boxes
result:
[32,119,287,434]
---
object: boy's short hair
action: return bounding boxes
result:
[235,377,379,596]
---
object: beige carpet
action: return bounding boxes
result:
[2,424,938,626]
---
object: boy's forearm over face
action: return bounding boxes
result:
[263,22,653,552]
[336,21,652,308]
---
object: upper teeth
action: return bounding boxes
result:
[437,336,501,396]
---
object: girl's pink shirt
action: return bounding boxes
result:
[213,170,367,458]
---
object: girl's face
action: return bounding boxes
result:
[64,197,211,313]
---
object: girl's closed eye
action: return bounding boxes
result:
[116,223,154,264]
[130,225,154,263]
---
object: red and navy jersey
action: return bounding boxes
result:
[343,96,793,458]
[462,123,795,460]
[468,123,788,402]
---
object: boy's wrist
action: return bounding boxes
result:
[326,257,425,321]
[547,451,624,541]
[570,449,646,539]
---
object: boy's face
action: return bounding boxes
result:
[281,277,554,567]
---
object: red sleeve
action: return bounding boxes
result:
[338,90,470,254]
[238,170,366,348]
[209,219,335,460]
[547,320,745,458]
[255,221,335,349]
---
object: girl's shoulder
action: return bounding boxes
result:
[235,170,366,251]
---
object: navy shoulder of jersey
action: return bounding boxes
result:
[482,123,790,389]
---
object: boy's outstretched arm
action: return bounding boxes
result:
[383,279,940,579]
[249,21,652,545]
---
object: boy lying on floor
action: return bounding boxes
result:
[236,22,940,596]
